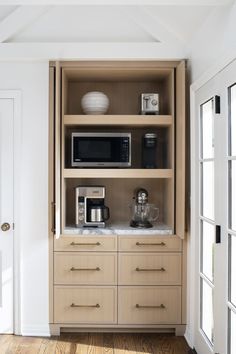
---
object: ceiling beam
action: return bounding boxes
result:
[0,6,52,43]
[0,0,232,5]
[142,6,187,44]
[0,42,186,60]
[121,6,186,45]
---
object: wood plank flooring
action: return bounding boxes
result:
[0,333,190,354]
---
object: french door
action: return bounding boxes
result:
[0,98,14,333]
[194,59,236,354]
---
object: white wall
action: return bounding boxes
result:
[0,62,49,336]
[188,0,236,83]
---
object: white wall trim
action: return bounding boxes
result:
[184,330,194,349]
[0,0,231,4]
[0,42,186,61]
[21,325,50,337]
[188,85,197,350]
[0,90,22,335]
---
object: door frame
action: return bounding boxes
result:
[0,90,22,335]
[189,54,236,349]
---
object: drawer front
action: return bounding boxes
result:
[54,253,117,285]
[118,286,181,325]
[54,286,117,324]
[118,253,181,285]
[54,236,117,252]
[118,235,182,252]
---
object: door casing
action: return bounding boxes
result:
[0,90,21,334]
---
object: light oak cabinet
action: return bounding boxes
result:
[54,235,117,252]
[118,286,182,325]
[54,252,117,285]
[49,61,186,335]
[54,286,117,324]
[118,253,182,285]
[118,235,182,252]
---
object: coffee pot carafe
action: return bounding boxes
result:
[130,188,159,228]
[88,205,110,223]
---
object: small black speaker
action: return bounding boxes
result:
[142,133,157,168]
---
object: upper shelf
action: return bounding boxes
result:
[63,115,173,127]
[63,169,173,179]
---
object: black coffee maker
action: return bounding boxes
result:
[142,133,158,168]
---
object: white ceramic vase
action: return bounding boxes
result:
[81,91,109,115]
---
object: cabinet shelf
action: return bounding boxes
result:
[64,115,173,127]
[63,224,173,235]
[63,169,173,179]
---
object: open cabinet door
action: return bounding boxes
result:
[49,66,55,236]
[175,60,186,239]
[48,65,55,324]
[55,62,61,238]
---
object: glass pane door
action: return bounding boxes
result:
[199,98,215,347]
[194,59,236,354]
[228,83,236,354]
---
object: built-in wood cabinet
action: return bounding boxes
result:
[118,286,182,325]
[49,61,186,335]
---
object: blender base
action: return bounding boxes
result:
[130,220,153,228]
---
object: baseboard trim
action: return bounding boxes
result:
[21,325,50,337]
[184,328,194,349]
[61,327,175,333]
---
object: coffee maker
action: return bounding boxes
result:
[142,133,158,168]
[75,186,110,228]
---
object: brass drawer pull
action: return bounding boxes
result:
[71,303,100,308]
[70,242,101,246]
[136,242,166,246]
[70,267,100,271]
[136,304,165,309]
[136,267,165,272]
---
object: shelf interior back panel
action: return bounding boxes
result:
[64,126,172,169]
[65,178,174,230]
[65,80,173,116]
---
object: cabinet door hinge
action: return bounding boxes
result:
[216,225,221,244]
[51,201,56,233]
[214,95,221,114]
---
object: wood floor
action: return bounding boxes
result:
[0,333,190,354]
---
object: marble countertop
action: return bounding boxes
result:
[63,223,173,236]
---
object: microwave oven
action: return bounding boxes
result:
[71,132,131,167]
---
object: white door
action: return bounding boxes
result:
[193,59,236,354]
[0,98,14,333]
[219,61,236,354]
[194,77,218,354]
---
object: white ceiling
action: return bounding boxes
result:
[0,6,17,22]
[0,1,233,59]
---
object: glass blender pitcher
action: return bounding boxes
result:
[130,188,159,228]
